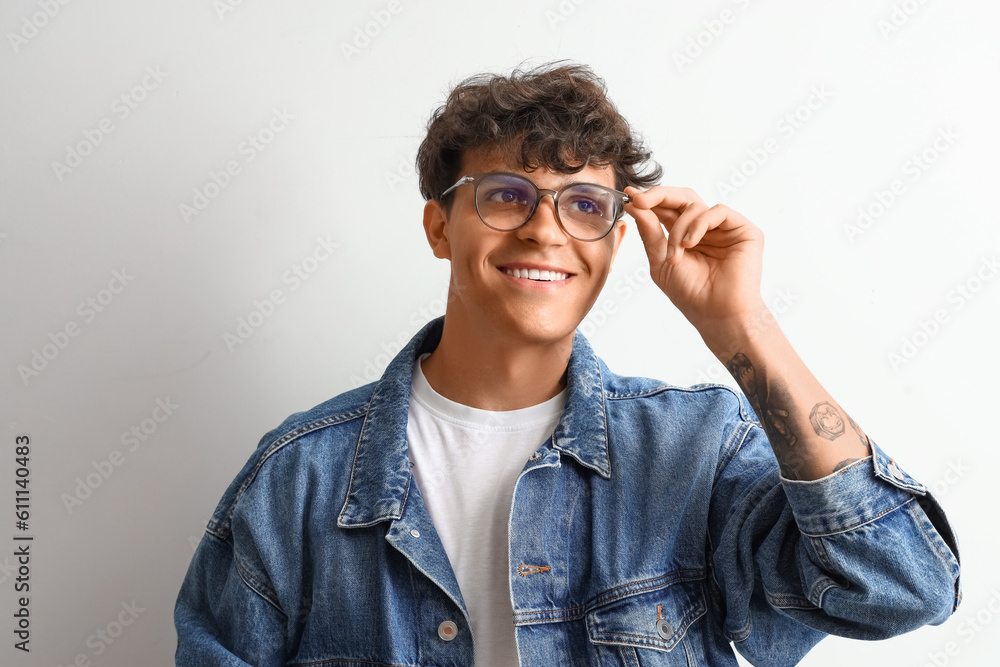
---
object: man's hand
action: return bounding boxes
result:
[624,186,766,349]
[624,186,870,480]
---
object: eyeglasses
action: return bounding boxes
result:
[440,172,630,242]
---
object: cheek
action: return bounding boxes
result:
[584,245,617,279]
[448,232,498,281]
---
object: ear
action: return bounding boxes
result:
[423,199,451,260]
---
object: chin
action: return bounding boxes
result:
[492,309,581,347]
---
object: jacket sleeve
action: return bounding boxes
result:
[707,418,961,666]
[174,525,289,666]
[174,426,293,667]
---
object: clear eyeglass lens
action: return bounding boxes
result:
[558,185,616,240]
[476,174,536,230]
[475,174,617,240]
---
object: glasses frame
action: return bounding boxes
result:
[439,171,631,242]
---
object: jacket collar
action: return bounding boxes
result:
[338,317,610,528]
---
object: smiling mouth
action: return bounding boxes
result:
[502,267,569,282]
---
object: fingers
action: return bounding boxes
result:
[667,202,711,262]
[626,186,706,215]
[626,196,670,266]
[625,186,743,264]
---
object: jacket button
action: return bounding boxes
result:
[887,461,904,481]
[656,619,672,639]
[438,620,458,641]
[410,529,420,538]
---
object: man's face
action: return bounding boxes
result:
[423,151,627,348]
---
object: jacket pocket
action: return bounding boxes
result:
[586,578,707,665]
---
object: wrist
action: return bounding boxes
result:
[698,299,776,363]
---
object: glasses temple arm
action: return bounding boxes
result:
[440,175,475,199]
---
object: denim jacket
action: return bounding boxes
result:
[175,317,961,666]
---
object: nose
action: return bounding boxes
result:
[515,190,568,245]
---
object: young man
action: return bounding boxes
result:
[175,63,961,666]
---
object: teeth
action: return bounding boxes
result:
[504,268,568,281]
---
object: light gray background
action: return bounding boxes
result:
[2,1,997,665]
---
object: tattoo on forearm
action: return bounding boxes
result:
[726,352,873,480]
[848,414,870,448]
[833,458,860,472]
[809,401,846,440]
[727,352,805,479]
[764,406,797,447]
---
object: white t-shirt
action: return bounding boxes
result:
[406,354,566,665]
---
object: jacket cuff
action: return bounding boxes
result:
[780,441,926,537]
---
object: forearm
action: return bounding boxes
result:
[702,302,871,481]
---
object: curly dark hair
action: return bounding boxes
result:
[417,61,662,206]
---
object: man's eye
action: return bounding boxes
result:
[486,189,528,205]
[566,197,604,216]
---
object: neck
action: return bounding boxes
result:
[420,314,573,411]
